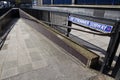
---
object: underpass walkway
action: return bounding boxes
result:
[0,18,97,80]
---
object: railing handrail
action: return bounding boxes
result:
[31,7,117,23]
[24,17,114,36]
[0,8,12,20]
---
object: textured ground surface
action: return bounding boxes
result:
[0,18,99,80]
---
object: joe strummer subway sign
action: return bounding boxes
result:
[68,16,113,33]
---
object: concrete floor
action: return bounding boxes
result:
[0,18,98,80]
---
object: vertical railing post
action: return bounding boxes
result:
[51,0,53,5]
[101,20,120,73]
[72,0,75,5]
[112,53,120,78]
[66,14,72,37]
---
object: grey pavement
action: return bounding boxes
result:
[0,18,99,80]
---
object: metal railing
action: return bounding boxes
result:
[21,7,120,79]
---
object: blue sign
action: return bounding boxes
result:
[68,16,113,33]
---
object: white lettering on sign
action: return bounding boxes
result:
[68,16,113,33]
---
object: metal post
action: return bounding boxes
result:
[72,0,75,5]
[66,14,72,37]
[101,20,120,73]
[74,0,77,4]
[66,20,72,37]
[112,53,120,77]
[107,20,120,69]
[41,0,43,6]
[51,0,53,5]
